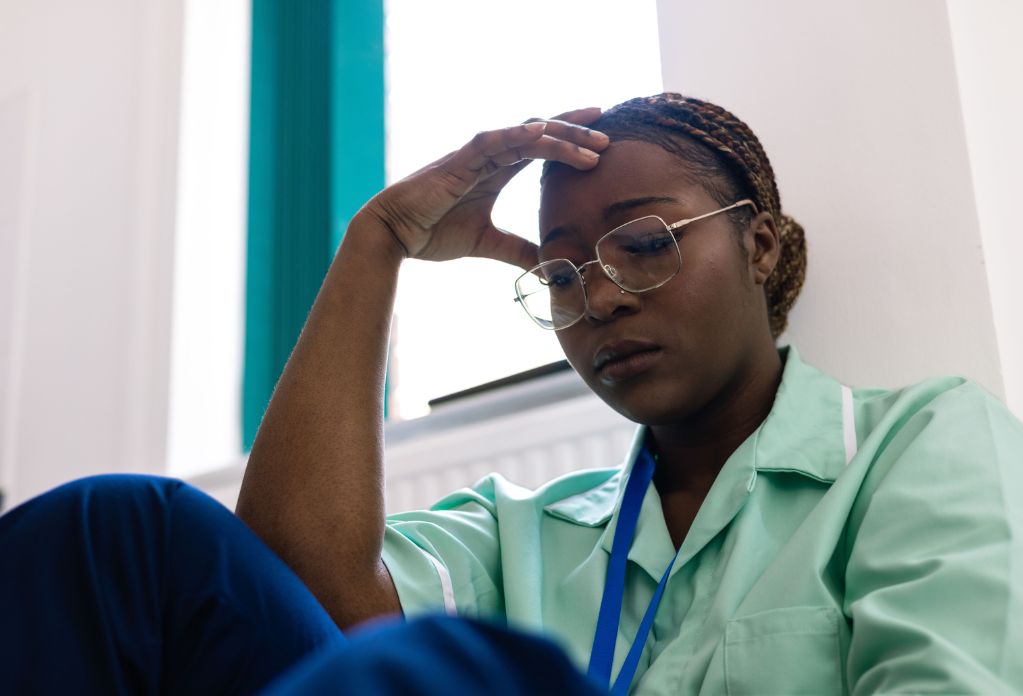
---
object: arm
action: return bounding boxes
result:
[236,213,404,629]
[235,112,610,630]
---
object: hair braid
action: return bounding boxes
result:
[544,93,806,338]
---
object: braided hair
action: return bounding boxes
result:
[543,93,806,339]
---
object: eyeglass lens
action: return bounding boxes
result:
[597,216,680,292]
[515,216,681,330]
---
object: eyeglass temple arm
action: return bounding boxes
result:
[665,199,758,232]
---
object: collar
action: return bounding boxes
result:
[543,430,641,528]
[754,345,850,483]
[543,346,851,575]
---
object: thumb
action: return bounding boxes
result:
[473,226,540,272]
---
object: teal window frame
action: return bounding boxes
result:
[243,0,385,451]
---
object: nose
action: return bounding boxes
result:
[583,263,640,323]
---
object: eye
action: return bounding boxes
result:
[621,232,675,256]
[542,270,580,292]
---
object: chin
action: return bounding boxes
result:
[589,378,704,427]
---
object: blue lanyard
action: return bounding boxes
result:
[587,447,677,695]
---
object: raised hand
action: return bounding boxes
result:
[363,107,609,271]
[239,107,609,631]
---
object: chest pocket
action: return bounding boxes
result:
[724,606,844,696]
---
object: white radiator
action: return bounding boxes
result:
[384,392,635,512]
[188,370,635,513]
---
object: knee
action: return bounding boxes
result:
[42,473,187,512]
[62,473,184,496]
[1,474,189,536]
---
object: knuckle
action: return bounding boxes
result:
[434,162,470,189]
[469,130,490,149]
[419,162,467,200]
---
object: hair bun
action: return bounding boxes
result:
[765,213,807,338]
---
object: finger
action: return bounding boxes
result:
[473,158,533,195]
[458,122,548,175]
[539,118,609,153]
[522,111,609,156]
[549,106,603,125]
[423,123,544,203]
[473,226,540,271]
[496,133,602,171]
[464,121,605,171]
[442,116,605,195]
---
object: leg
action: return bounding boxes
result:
[261,615,608,696]
[0,475,344,695]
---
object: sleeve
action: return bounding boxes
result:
[844,383,1023,694]
[381,475,505,621]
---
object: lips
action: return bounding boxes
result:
[593,340,662,374]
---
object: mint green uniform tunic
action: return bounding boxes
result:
[381,347,1023,694]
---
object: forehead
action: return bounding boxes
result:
[539,139,718,238]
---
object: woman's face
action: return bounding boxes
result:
[538,139,773,425]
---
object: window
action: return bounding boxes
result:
[385,0,663,418]
[167,0,663,477]
[167,0,250,476]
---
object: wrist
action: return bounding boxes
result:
[342,209,408,269]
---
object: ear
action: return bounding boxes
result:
[745,211,780,286]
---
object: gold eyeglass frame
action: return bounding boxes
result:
[514,199,757,330]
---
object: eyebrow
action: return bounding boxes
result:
[540,196,684,247]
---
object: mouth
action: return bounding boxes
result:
[593,340,663,383]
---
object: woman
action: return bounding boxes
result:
[3,94,1022,694]
[235,93,1023,692]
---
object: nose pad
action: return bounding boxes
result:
[583,266,637,322]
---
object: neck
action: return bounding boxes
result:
[649,344,783,495]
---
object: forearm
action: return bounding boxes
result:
[234,113,601,629]
[236,211,403,627]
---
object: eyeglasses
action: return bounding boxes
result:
[514,199,756,330]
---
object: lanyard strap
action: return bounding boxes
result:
[588,448,676,695]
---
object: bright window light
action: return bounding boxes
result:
[385,0,663,419]
[167,0,250,476]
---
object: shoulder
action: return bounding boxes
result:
[848,375,1023,532]
[839,377,1023,692]
[416,466,623,521]
[855,375,1022,459]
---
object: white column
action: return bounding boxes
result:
[946,0,1023,418]
[656,0,1006,406]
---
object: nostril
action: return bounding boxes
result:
[584,276,638,323]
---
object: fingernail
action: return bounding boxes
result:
[581,149,600,161]
[523,121,546,134]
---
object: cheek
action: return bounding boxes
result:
[671,255,750,337]
[554,330,588,375]
[675,256,727,313]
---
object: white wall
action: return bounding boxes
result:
[946,0,1023,418]
[0,0,183,508]
[656,0,1011,409]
